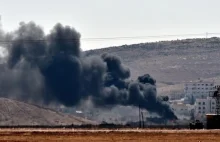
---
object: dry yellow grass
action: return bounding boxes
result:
[0,129,219,142]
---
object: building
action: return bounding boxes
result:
[184,80,215,103]
[170,102,194,119]
[194,97,216,121]
[169,92,185,100]
[168,79,219,121]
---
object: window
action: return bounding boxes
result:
[206,84,208,86]
[198,107,201,109]
[203,102,205,105]
[203,107,205,109]
[198,102,201,105]
[198,111,201,113]
[203,111,205,113]
[212,107,215,110]
[212,102,215,105]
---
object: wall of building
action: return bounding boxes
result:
[184,80,215,100]
[194,97,216,121]
[170,102,194,118]
[168,80,219,121]
[169,93,185,100]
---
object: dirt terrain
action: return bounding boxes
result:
[0,98,95,125]
[0,129,219,142]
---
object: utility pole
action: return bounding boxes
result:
[141,111,144,128]
[138,104,145,128]
[0,15,2,30]
[0,15,1,26]
[0,15,3,43]
[206,32,208,39]
[205,32,208,48]
[139,104,141,128]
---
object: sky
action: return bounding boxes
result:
[0,0,220,51]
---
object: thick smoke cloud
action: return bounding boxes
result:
[8,22,46,68]
[0,21,177,120]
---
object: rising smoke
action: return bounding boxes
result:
[0,21,177,120]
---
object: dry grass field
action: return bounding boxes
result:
[0,129,220,142]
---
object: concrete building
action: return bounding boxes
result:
[184,80,215,103]
[194,97,216,121]
[169,93,185,100]
[170,102,194,119]
[168,79,219,121]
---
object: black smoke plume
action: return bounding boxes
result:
[0,21,177,120]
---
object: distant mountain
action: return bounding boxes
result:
[0,98,95,126]
[85,37,220,95]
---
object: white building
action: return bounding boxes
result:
[170,102,194,119]
[194,97,216,121]
[184,80,215,102]
[169,93,185,100]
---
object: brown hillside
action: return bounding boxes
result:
[85,37,220,95]
[0,98,95,126]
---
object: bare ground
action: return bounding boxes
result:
[85,38,220,96]
[0,98,95,125]
[0,129,219,142]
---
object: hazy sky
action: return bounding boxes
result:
[0,0,220,50]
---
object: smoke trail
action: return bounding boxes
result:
[0,21,177,120]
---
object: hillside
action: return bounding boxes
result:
[0,98,95,126]
[85,37,220,95]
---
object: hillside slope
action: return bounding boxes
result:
[85,37,220,95]
[0,98,95,126]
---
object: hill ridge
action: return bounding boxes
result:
[0,97,95,126]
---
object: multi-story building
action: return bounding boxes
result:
[168,79,219,121]
[184,80,215,102]
[169,93,185,100]
[194,97,216,121]
[170,102,194,119]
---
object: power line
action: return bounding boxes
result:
[0,32,220,43]
[82,33,206,41]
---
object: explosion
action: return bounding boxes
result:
[0,21,177,120]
